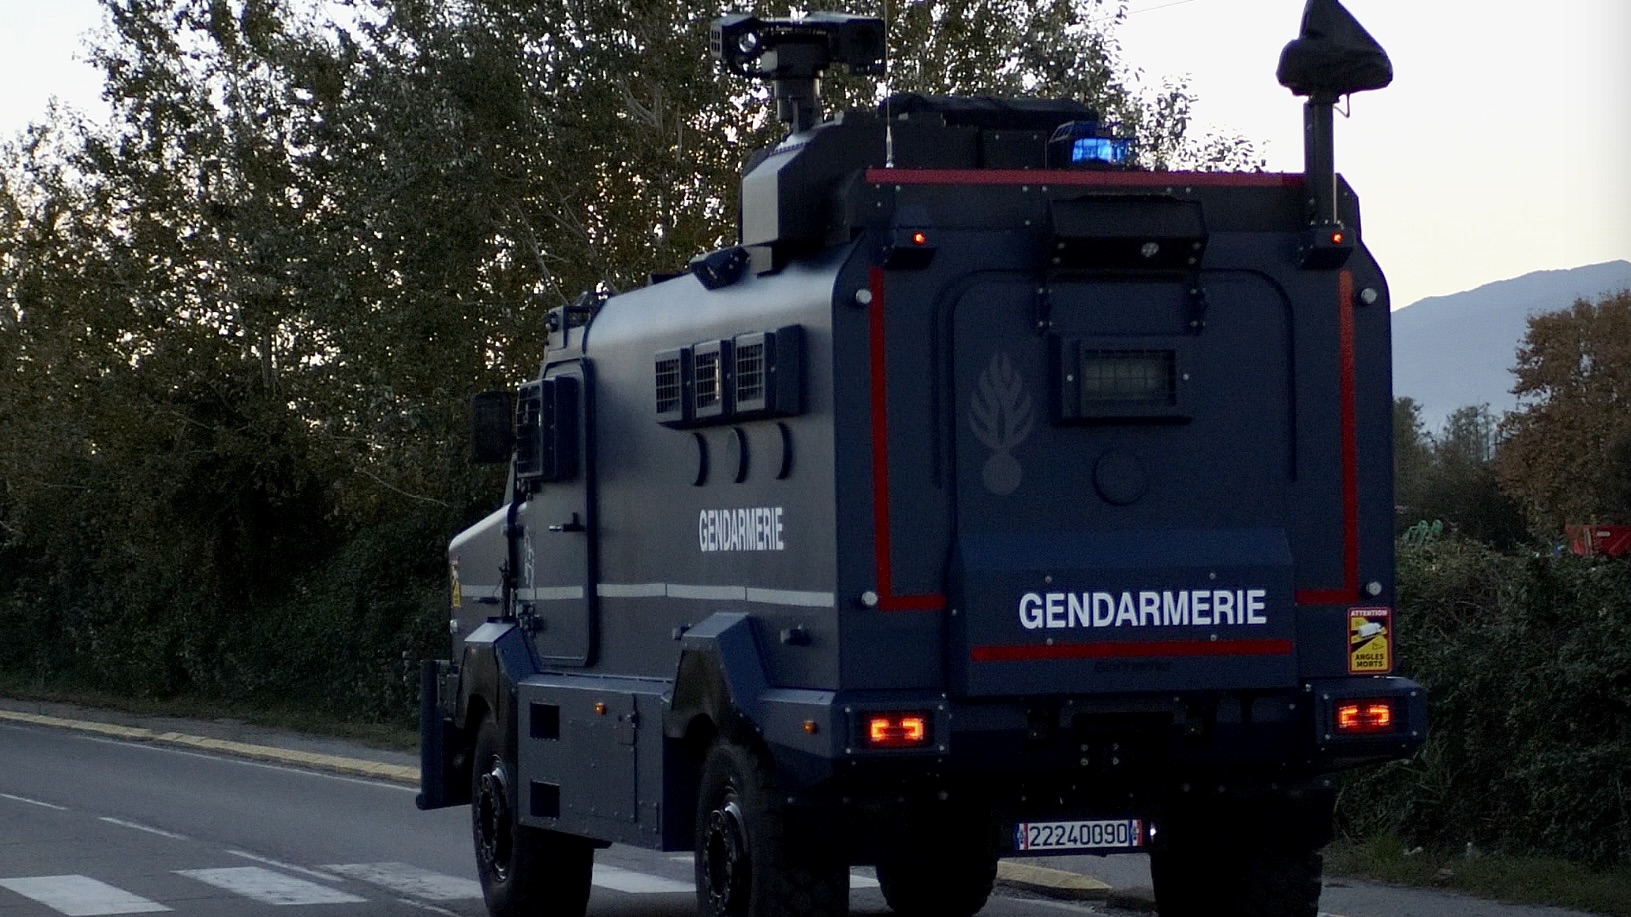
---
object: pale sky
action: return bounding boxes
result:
[2,0,1627,310]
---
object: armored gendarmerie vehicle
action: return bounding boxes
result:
[416,2,1425,916]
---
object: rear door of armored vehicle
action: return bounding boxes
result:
[920,179,1364,700]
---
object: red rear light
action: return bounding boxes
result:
[864,713,931,748]
[1335,700,1395,734]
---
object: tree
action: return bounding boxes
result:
[0,0,1263,711]
[1393,397,1433,525]
[1423,405,1527,549]
[1497,290,1631,531]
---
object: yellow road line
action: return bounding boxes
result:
[0,709,419,786]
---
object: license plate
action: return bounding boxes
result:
[1012,818,1145,852]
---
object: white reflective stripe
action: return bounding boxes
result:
[745,587,834,608]
[596,583,833,607]
[598,583,667,598]
[591,865,693,895]
[320,864,480,902]
[0,876,170,915]
[518,586,585,601]
[460,585,501,600]
[664,584,748,601]
[174,868,365,905]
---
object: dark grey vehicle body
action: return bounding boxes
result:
[419,5,1424,916]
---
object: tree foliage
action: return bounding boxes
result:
[1394,399,1527,550]
[1497,290,1631,530]
[0,0,1262,715]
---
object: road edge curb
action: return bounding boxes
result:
[0,709,420,787]
[994,860,1113,899]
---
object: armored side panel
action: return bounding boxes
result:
[515,676,671,846]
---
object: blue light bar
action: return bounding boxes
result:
[1047,121,1134,170]
[1071,136,1131,165]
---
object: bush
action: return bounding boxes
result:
[1339,537,1631,867]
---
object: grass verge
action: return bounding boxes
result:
[1327,834,1631,917]
[0,674,418,751]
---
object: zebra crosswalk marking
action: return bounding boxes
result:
[3,860,884,913]
[0,875,170,916]
[592,864,695,894]
[174,866,366,905]
[322,863,481,901]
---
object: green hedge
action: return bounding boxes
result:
[1338,538,1631,867]
[0,517,449,727]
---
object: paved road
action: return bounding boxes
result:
[0,719,1118,917]
[0,715,1598,917]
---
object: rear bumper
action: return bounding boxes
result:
[778,676,1425,791]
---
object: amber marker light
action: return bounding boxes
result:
[1330,230,1345,245]
[911,231,928,246]
[863,712,931,748]
[1334,700,1395,734]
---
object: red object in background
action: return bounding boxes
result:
[1566,525,1631,558]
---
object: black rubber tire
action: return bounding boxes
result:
[875,814,997,917]
[471,717,594,917]
[694,738,848,917]
[1150,813,1323,917]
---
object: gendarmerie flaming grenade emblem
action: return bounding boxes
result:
[970,351,1034,495]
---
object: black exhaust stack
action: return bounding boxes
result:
[1278,0,1392,268]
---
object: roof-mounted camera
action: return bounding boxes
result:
[711,13,886,135]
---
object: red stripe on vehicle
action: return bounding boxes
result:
[865,169,1302,189]
[868,266,946,613]
[1296,269,1361,606]
[971,639,1296,663]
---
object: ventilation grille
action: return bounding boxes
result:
[735,340,766,407]
[694,350,720,410]
[655,356,683,416]
[692,341,729,419]
[651,326,802,428]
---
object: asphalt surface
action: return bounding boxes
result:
[0,698,1602,917]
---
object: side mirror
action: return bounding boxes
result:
[470,391,514,465]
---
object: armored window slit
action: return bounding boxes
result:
[1052,336,1191,423]
[735,341,766,406]
[692,340,731,421]
[1080,350,1176,406]
[654,326,803,428]
[655,359,683,415]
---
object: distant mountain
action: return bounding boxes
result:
[1390,260,1631,435]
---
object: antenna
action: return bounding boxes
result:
[883,0,895,167]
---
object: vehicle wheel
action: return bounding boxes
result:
[694,738,848,917]
[471,716,594,917]
[1150,806,1323,917]
[876,812,996,917]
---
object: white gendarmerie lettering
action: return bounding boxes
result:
[1017,589,1271,630]
[698,506,786,553]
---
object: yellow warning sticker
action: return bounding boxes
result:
[1348,607,1391,674]
[450,559,462,609]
